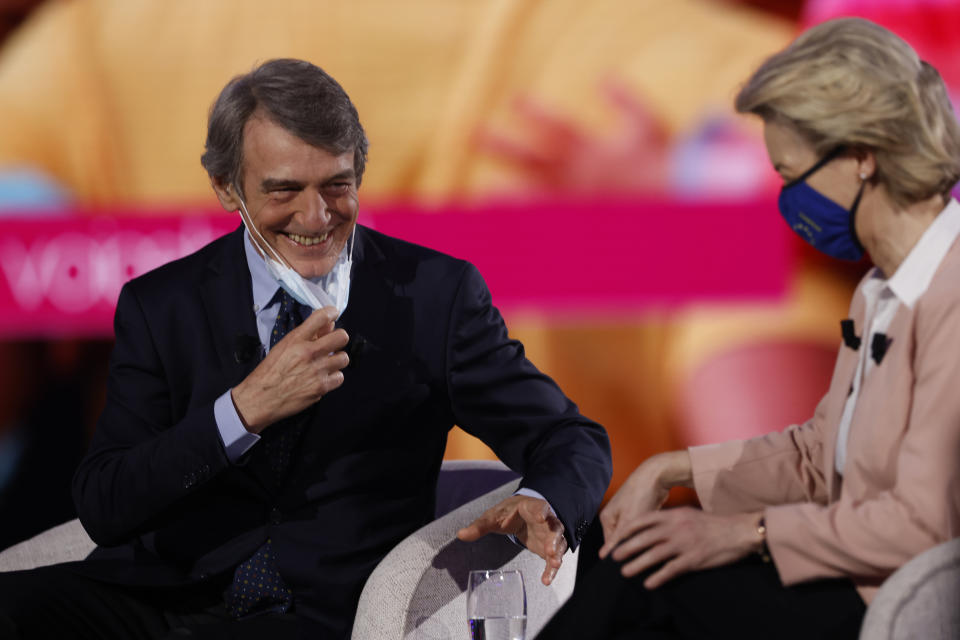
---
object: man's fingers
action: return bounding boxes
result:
[541,560,560,586]
[546,530,568,564]
[540,533,566,585]
[456,521,484,542]
[295,306,339,338]
[319,348,350,374]
[457,508,511,542]
[312,328,349,354]
[321,369,345,394]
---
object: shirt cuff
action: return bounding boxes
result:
[214,390,260,463]
[514,488,557,517]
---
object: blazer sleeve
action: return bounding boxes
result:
[763,293,960,586]
[72,282,231,547]
[443,263,612,548]
[689,392,832,514]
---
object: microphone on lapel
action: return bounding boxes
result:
[840,319,861,350]
[234,334,262,364]
[345,334,375,363]
[871,333,891,365]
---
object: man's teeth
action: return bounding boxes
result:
[287,232,329,246]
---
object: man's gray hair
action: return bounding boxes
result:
[200,58,369,195]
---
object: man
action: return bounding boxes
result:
[0,59,611,639]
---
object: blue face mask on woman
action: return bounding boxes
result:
[777,146,866,261]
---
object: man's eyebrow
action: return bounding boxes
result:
[325,169,356,182]
[261,178,304,191]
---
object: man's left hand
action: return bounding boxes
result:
[457,496,567,585]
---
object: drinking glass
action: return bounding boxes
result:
[466,569,527,640]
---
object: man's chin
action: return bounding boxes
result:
[292,263,336,280]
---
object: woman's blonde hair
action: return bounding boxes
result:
[736,17,960,206]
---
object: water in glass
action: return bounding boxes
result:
[466,570,527,640]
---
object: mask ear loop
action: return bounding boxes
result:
[346,223,357,262]
[784,145,846,188]
[848,174,868,256]
[236,195,294,270]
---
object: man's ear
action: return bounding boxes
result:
[211,177,241,212]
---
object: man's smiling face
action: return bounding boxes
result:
[234,113,359,279]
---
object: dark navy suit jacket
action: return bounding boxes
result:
[70,225,612,636]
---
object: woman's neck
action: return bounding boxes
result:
[859,187,946,278]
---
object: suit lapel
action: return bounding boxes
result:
[198,226,261,388]
[196,227,281,494]
[295,226,412,468]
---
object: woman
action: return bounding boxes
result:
[537,17,960,640]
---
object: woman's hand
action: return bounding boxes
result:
[599,451,692,557]
[610,508,764,589]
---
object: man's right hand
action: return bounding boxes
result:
[230,305,350,434]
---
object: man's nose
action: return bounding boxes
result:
[304,191,331,225]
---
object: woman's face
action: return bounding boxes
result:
[762,120,867,239]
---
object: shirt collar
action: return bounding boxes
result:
[244,231,282,311]
[885,198,960,309]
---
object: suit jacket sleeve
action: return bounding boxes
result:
[72,282,231,546]
[443,263,612,548]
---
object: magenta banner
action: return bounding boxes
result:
[0,199,791,337]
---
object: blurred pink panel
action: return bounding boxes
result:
[366,197,792,312]
[0,214,238,338]
[0,198,792,337]
[677,340,839,446]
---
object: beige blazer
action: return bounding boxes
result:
[689,238,960,604]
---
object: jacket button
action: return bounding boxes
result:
[269,508,282,525]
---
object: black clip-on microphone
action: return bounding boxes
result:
[871,333,891,365]
[840,319,861,350]
[234,334,262,364]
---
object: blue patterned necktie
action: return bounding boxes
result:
[225,289,304,618]
[264,290,307,485]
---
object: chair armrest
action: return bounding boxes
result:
[0,518,95,572]
[352,478,578,640]
[859,537,960,640]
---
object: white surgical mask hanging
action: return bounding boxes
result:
[236,195,354,317]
